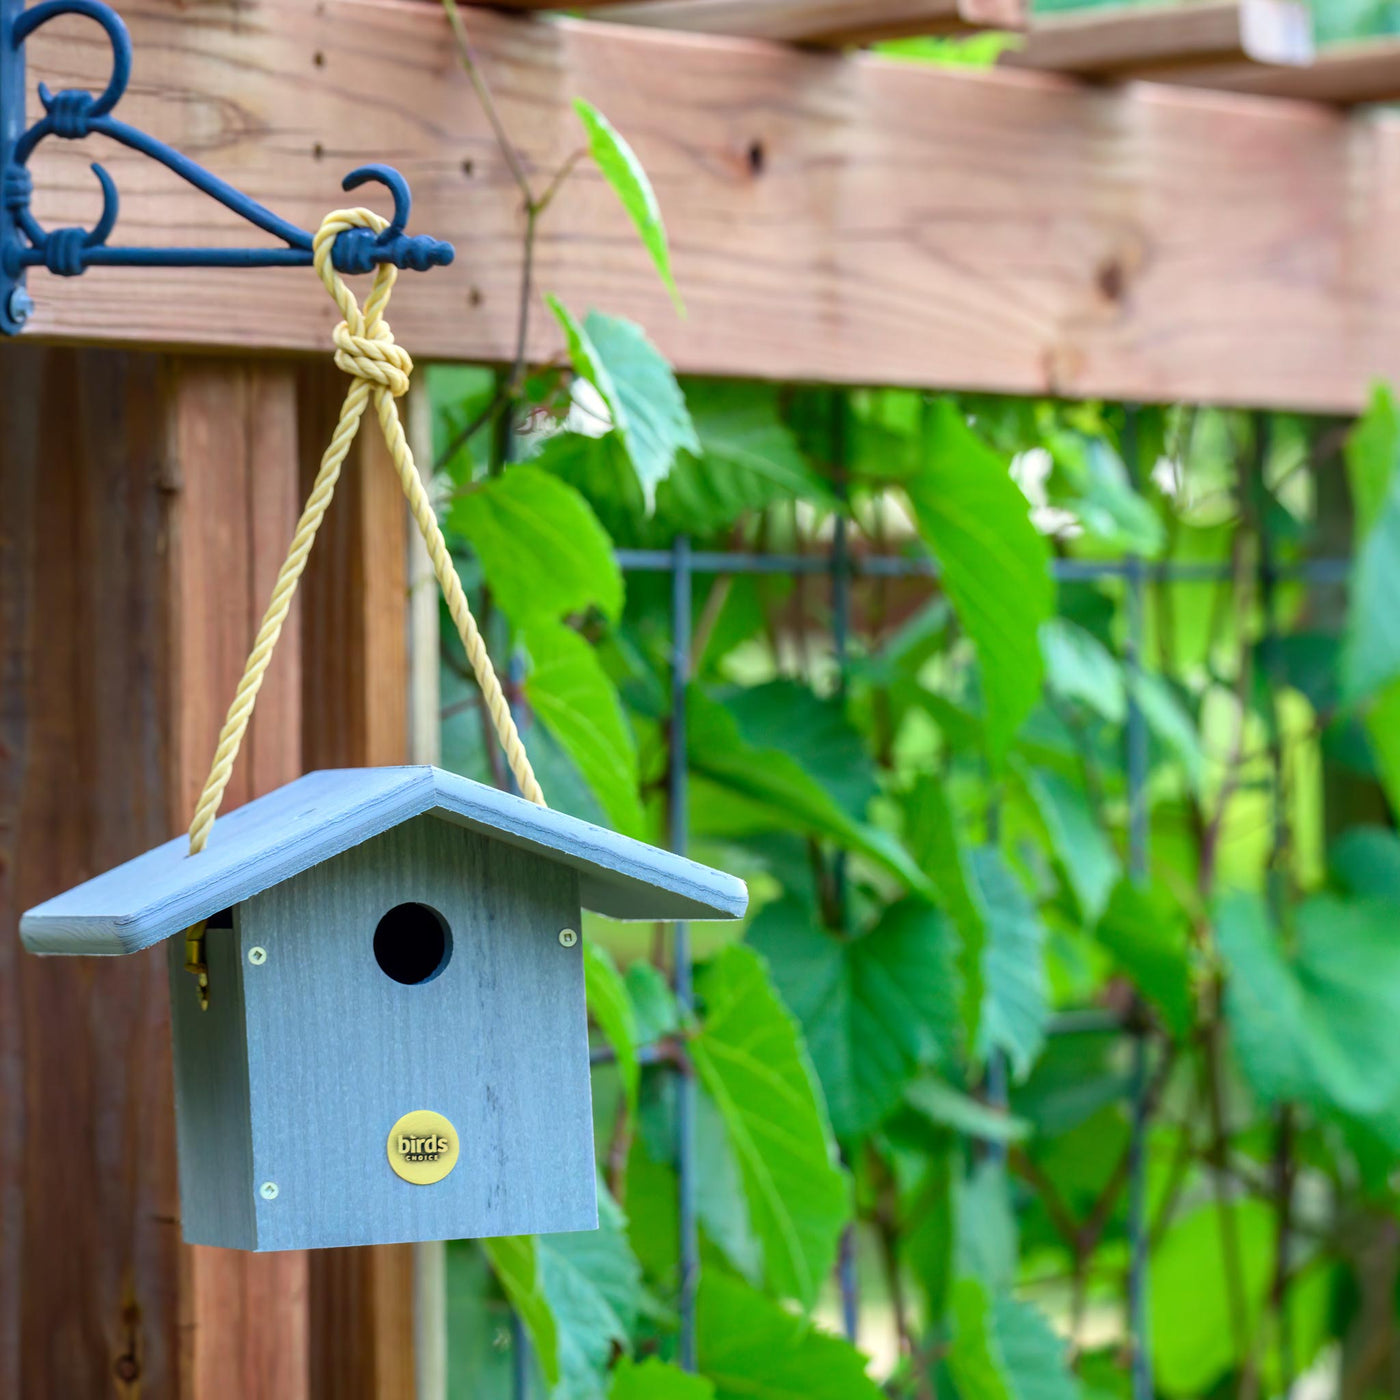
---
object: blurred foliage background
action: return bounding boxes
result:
[427,9,1400,1398]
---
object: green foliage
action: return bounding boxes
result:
[435,184,1395,1395]
[584,941,639,1109]
[451,464,622,627]
[749,894,960,1142]
[573,99,684,315]
[691,945,851,1308]
[548,299,699,510]
[904,399,1054,762]
[697,1273,884,1400]
[523,621,644,837]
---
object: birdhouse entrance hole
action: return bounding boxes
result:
[373,902,452,985]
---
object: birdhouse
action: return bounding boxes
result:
[20,766,747,1253]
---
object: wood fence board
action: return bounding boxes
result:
[298,358,417,1400]
[164,357,311,1400]
[586,0,1027,43]
[11,0,1400,411]
[1182,36,1400,103]
[1001,0,1312,76]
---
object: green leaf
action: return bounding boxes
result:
[697,1272,883,1400]
[610,1358,714,1400]
[904,1076,1030,1144]
[1217,890,1400,1127]
[1095,878,1193,1036]
[548,299,699,510]
[1365,678,1400,819]
[1149,1201,1276,1396]
[973,848,1048,1081]
[905,400,1054,762]
[483,1236,561,1387]
[658,382,838,531]
[748,895,960,1142]
[538,1188,643,1399]
[1347,383,1400,536]
[584,941,639,1110]
[1041,619,1126,724]
[955,1163,1017,1291]
[523,621,644,837]
[573,98,684,314]
[626,960,679,1045]
[906,776,988,1047]
[1132,671,1205,795]
[694,1084,763,1284]
[688,687,933,898]
[1050,430,1165,558]
[449,464,621,628]
[692,945,850,1308]
[1330,825,1400,900]
[1023,768,1120,924]
[948,1276,1081,1400]
[1341,472,1400,703]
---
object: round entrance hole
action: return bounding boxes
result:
[374,902,452,985]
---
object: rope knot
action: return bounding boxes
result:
[331,319,413,398]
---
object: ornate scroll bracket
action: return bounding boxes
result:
[0,0,455,334]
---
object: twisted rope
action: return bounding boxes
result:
[187,206,545,862]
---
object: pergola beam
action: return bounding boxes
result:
[1001,0,1312,78]
[15,0,1400,412]
[1182,36,1400,104]
[578,0,1026,44]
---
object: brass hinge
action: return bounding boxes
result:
[184,920,210,1011]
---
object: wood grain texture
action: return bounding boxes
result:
[590,0,1027,43]
[1002,0,1312,76]
[9,0,1400,410]
[163,357,310,1400]
[1180,36,1400,104]
[22,767,750,952]
[235,817,597,1250]
[0,348,312,1398]
[295,362,417,1400]
[0,346,182,1400]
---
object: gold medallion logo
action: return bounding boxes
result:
[387,1109,460,1185]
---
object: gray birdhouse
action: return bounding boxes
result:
[20,766,747,1252]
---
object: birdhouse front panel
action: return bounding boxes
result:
[172,813,597,1252]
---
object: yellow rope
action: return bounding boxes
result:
[187,206,545,863]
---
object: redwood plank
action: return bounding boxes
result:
[1180,36,1400,104]
[1001,0,1312,77]
[164,357,310,1400]
[9,0,1400,410]
[587,0,1027,43]
[0,347,182,1399]
[298,360,415,1400]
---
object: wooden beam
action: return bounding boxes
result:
[584,0,1026,44]
[15,0,1400,411]
[1000,0,1312,78]
[166,358,310,1399]
[0,348,313,1399]
[297,361,416,1400]
[1178,37,1400,105]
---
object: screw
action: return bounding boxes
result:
[248,946,267,965]
[558,928,578,948]
[8,287,32,326]
[260,1181,279,1201]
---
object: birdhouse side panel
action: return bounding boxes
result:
[239,814,597,1252]
[167,923,257,1250]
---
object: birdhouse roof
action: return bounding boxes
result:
[20,766,749,956]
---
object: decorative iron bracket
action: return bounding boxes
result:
[0,0,454,334]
